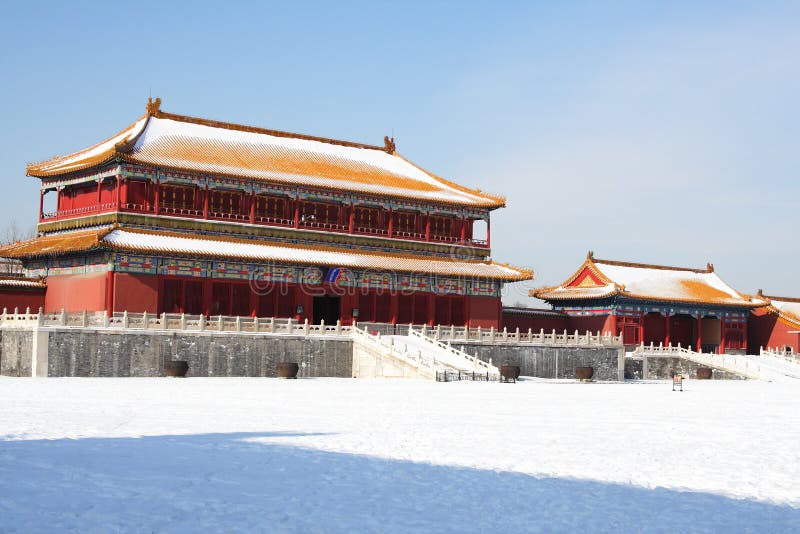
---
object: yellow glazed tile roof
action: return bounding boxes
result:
[531,252,762,308]
[27,99,505,208]
[0,227,532,282]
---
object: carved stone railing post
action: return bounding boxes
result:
[103,310,110,328]
[180,313,187,330]
[82,310,88,327]
[142,310,148,329]
[122,310,129,329]
[198,314,205,332]
[217,315,223,331]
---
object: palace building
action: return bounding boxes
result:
[748,292,800,354]
[0,98,531,327]
[531,252,765,353]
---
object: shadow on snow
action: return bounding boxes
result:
[0,432,797,533]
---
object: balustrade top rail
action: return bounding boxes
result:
[0,308,351,336]
[387,323,623,347]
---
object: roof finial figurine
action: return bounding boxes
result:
[587,250,594,259]
[146,97,162,115]
[384,136,396,154]
[707,262,714,272]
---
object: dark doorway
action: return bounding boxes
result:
[313,296,341,325]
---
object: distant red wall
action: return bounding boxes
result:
[568,315,615,335]
[44,272,108,312]
[748,307,800,354]
[468,296,501,328]
[502,310,568,333]
[113,273,159,313]
[0,289,46,313]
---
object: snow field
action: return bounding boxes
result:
[1,377,798,532]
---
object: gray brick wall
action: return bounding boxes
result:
[0,330,33,377]
[451,343,623,381]
[626,356,746,380]
[46,329,353,378]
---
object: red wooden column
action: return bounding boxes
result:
[96,178,103,206]
[427,293,435,326]
[425,213,431,241]
[387,207,394,238]
[638,314,645,345]
[348,202,355,233]
[121,178,128,208]
[153,178,160,215]
[38,190,44,221]
[249,191,256,224]
[460,216,466,243]
[115,176,122,207]
[486,217,491,248]
[609,313,618,337]
[294,197,301,229]
[696,314,703,352]
[203,185,209,219]
[390,293,398,324]
[742,319,749,352]
[664,312,671,346]
[719,319,726,355]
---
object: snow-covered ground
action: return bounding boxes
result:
[1,377,799,532]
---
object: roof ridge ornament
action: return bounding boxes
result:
[384,136,396,154]
[587,250,594,260]
[707,262,714,272]
[146,97,162,115]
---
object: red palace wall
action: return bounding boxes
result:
[748,307,800,353]
[34,271,502,328]
[0,289,46,313]
[501,311,568,333]
[568,314,616,335]
[467,296,501,328]
[113,273,159,313]
[44,272,109,312]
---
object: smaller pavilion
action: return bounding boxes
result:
[748,292,800,354]
[531,252,764,353]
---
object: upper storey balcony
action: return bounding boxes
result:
[39,179,490,248]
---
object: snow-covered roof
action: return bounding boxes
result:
[532,253,761,307]
[762,295,800,328]
[0,227,531,281]
[0,277,46,290]
[27,99,504,208]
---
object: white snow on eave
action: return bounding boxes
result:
[594,263,745,302]
[771,300,800,319]
[36,118,148,173]
[0,279,44,288]
[102,230,521,278]
[132,117,494,206]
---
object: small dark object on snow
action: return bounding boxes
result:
[164,360,189,377]
[278,362,299,379]
[696,367,713,380]
[672,374,683,391]
[575,366,594,381]
[501,365,521,383]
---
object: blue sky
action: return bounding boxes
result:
[1,1,797,303]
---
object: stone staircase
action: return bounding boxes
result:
[351,326,499,379]
[630,343,797,381]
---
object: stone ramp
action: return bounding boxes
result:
[351,327,499,379]
[632,344,800,381]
